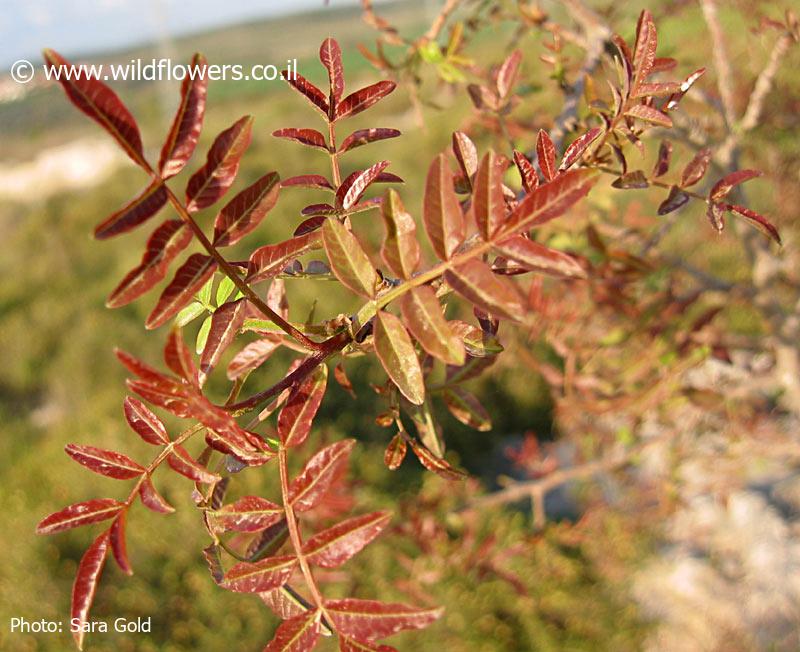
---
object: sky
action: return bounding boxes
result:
[0,0,366,68]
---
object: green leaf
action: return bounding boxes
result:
[374,311,425,405]
[197,276,214,307]
[216,276,236,305]
[195,315,212,354]
[175,301,207,328]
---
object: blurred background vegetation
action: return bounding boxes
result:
[1,1,797,650]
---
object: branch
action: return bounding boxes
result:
[699,0,737,128]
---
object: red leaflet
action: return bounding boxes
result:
[339,128,400,153]
[288,439,355,512]
[106,219,192,308]
[536,130,557,182]
[513,150,539,193]
[324,599,444,641]
[374,311,425,405]
[725,204,781,245]
[94,181,167,239]
[109,513,132,576]
[123,396,172,445]
[473,151,506,239]
[168,445,221,484]
[264,610,321,652]
[43,49,144,167]
[199,299,248,385]
[273,128,329,151]
[384,434,407,470]
[322,219,379,298]
[652,140,673,178]
[336,161,391,210]
[185,115,253,212]
[632,10,657,93]
[624,104,672,128]
[138,477,175,513]
[558,127,602,171]
[680,148,712,188]
[444,259,525,322]
[302,203,337,216]
[707,202,726,233]
[303,511,391,568]
[657,185,690,215]
[710,170,762,201]
[495,50,522,98]
[222,555,297,593]
[321,37,345,106]
[336,80,396,121]
[285,72,329,117]
[65,444,145,480]
[164,327,200,386]
[247,232,321,285]
[340,637,398,652]
[612,170,649,189]
[227,337,282,380]
[71,531,110,650]
[36,498,123,535]
[159,53,208,178]
[632,81,682,98]
[260,586,308,621]
[334,363,357,399]
[209,496,283,532]
[380,189,419,280]
[504,168,597,232]
[442,387,491,431]
[189,395,273,465]
[407,439,466,481]
[116,349,178,387]
[399,286,465,366]
[423,154,465,260]
[665,67,706,111]
[452,131,479,183]
[213,172,280,247]
[126,379,192,418]
[278,365,328,448]
[494,235,587,278]
[282,175,334,191]
[146,254,218,329]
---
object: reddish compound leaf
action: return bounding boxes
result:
[400,286,465,366]
[335,80,396,121]
[106,219,192,308]
[339,128,400,153]
[452,131,479,184]
[657,185,690,215]
[384,434,407,470]
[288,439,355,512]
[380,189,419,280]
[374,311,425,405]
[213,172,280,247]
[222,555,297,593]
[138,477,175,514]
[442,387,491,431]
[322,219,379,298]
[632,10,657,93]
[559,127,602,171]
[94,181,167,239]
[273,128,328,151]
[199,298,248,385]
[168,445,221,484]
[336,161,390,210]
[123,396,170,447]
[109,513,132,576]
[159,53,208,178]
[264,610,321,652]
[444,260,525,322]
[536,130,557,182]
[278,365,328,448]
[494,235,586,278]
[43,49,144,167]
[71,530,110,650]
[324,599,444,641]
[513,150,538,193]
[321,37,345,106]
[680,148,712,188]
[285,72,329,117]
[248,232,321,285]
[505,168,597,232]
[37,499,123,535]
[665,67,706,111]
[423,154,465,260]
[303,511,391,568]
[709,170,762,201]
[189,395,273,465]
[227,337,282,380]
[652,140,673,177]
[164,327,199,386]
[407,439,466,481]
[725,204,781,245]
[283,175,334,191]
[146,254,218,329]
[186,115,253,212]
[473,151,506,239]
[340,637,397,652]
[209,496,284,533]
[65,444,145,480]
[624,104,672,127]
[495,49,522,98]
